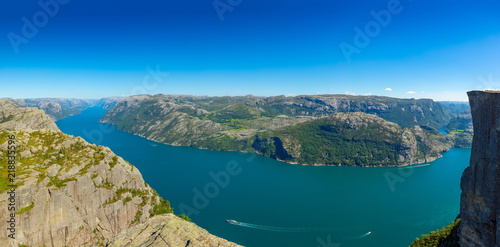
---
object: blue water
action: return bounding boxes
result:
[438,126,449,135]
[56,107,470,247]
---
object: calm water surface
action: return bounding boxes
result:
[57,107,470,247]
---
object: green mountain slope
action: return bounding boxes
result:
[101,94,453,167]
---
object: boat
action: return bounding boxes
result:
[226,219,240,225]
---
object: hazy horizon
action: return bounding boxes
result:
[4,93,472,102]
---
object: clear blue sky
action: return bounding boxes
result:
[1,0,499,101]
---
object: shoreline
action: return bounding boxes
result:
[98,120,454,168]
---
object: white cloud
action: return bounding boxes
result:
[287,93,296,96]
[344,91,356,95]
[407,91,416,94]
[316,91,320,94]
[385,88,392,91]
[363,93,372,96]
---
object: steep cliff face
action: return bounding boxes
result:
[458,90,500,247]
[0,129,155,246]
[0,102,240,246]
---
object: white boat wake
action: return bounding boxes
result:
[407,163,431,168]
[230,221,368,234]
[390,163,431,171]
[233,222,350,232]
[347,231,372,239]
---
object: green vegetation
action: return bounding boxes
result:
[47,177,78,188]
[0,129,115,193]
[123,196,132,204]
[265,116,404,166]
[109,156,118,168]
[410,219,461,247]
[149,197,174,216]
[105,197,119,205]
[100,94,454,167]
[15,202,34,215]
[132,210,143,224]
[0,114,14,124]
[95,179,114,189]
[177,214,192,222]
[204,104,260,123]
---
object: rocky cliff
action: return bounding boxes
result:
[0,100,240,246]
[458,90,500,247]
[0,99,59,131]
[109,214,238,247]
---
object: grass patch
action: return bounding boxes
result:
[123,196,132,204]
[15,202,34,214]
[95,179,113,189]
[109,156,118,168]
[47,177,77,188]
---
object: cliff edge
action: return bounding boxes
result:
[458,90,500,246]
[0,98,240,246]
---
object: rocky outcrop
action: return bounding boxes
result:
[0,128,156,246]
[0,99,59,131]
[108,214,240,247]
[458,90,500,246]
[0,104,240,246]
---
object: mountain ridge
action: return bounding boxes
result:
[100,94,456,167]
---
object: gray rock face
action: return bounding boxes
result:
[0,99,59,131]
[0,129,158,247]
[0,103,240,247]
[108,214,241,247]
[458,90,500,247]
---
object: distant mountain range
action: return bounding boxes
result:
[94,94,468,166]
[4,94,472,166]
[9,97,122,121]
